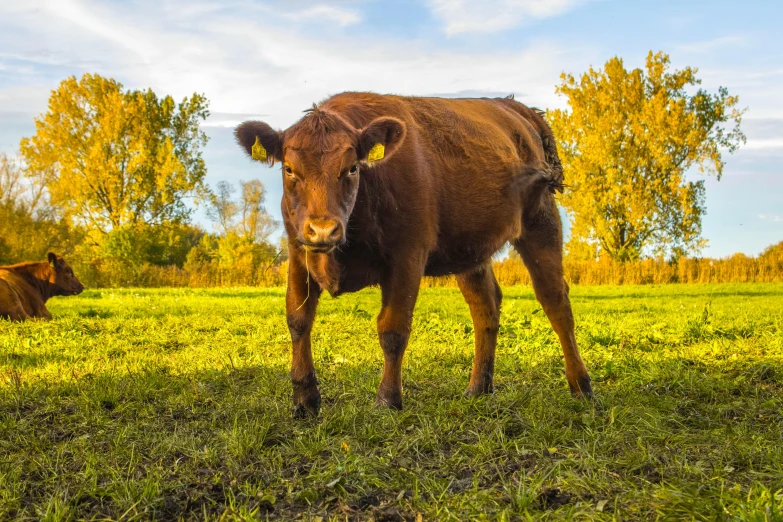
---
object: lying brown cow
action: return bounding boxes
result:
[0,253,84,321]
[236,92,592,416]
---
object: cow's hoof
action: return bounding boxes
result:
[293,403,319,419]
[292,389,321,419]
[375,392,403,410]
[465,381,494,397]
[568,375,594,400]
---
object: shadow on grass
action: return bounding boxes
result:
[1,352,782,520]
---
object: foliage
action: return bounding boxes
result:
[549,51,746,261]
[205,181,238,235]
[1,284,782,519]
[19,73,210,232]
[206,179,278,243]
[237,179,278,244]
[487,251,783,286]
[182,232,283,287]
[760,241,783,260]
[100,222,204,267]
[0,153,80,264]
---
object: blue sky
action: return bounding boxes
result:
[1,0,781,257]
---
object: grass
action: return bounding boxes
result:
[1,283,782,521]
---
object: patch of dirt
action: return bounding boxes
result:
[536,488,572,510]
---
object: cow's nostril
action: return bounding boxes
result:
[305,220,341,244]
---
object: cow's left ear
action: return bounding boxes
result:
[47,252,58,267]
[357,117,406,167]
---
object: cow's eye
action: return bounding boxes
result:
[284,165,294,176]
[348,164,359,175]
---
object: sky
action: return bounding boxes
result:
[0,0,781,257]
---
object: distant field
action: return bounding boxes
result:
[1,284,782,520]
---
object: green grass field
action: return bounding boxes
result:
[1,284,782,521]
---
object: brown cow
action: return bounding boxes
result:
[236,92,592,416]
[0,253,84,321]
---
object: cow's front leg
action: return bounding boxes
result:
[37,305,52,320]
[287,250,323,418]
[376,254,426,409]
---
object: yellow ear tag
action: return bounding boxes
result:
[251,136,267,162]
[367,143,385,163]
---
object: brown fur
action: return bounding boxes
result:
[0,253,84,321]
[236,92,592,416]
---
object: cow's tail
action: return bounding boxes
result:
[529,107,564,194]
[513,163,562,209]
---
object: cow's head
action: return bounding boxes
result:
[47,253,84,296]
[236,107,405,253]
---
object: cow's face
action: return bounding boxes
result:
[47,253,84,296]
[236,109,405,253]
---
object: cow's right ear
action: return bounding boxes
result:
[47,252,57,267]
[235,121,283,166]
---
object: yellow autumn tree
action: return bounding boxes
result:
[19,73,210,233]
[548,52,745,261]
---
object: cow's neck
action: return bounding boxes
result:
[305,250,341,297]
[13,262,55,301]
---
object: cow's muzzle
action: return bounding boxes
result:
[300,218,344,252]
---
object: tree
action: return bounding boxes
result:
[206,180,238,235]
[548,51,745,261]
[19,73,210,233]
[0,153,78,264]
[206,179,278,243]
[238,179,278,244]
[101,222,204,267]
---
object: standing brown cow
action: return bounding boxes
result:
[236,93,592,416]
[0,253,84,321]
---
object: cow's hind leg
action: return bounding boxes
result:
[513,197,593,398]
[2,304,29,321]
[457,262,502,396]
[0,284,30,322]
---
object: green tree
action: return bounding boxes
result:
[19,73,210,233]
[548,51,745,261]
[102,222,204,267]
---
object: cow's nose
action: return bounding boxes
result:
[304,219,342,245]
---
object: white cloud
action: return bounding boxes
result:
[43,0,157,63]
[743,138,783,150]
[0,0,587,129]
[427,0,589,35]
[284,5,361,27]
[757,214,782,222]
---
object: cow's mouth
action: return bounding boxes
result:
[303,244,336,254]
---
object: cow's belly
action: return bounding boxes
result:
[425,200,522,276]
[425,231,513,276]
